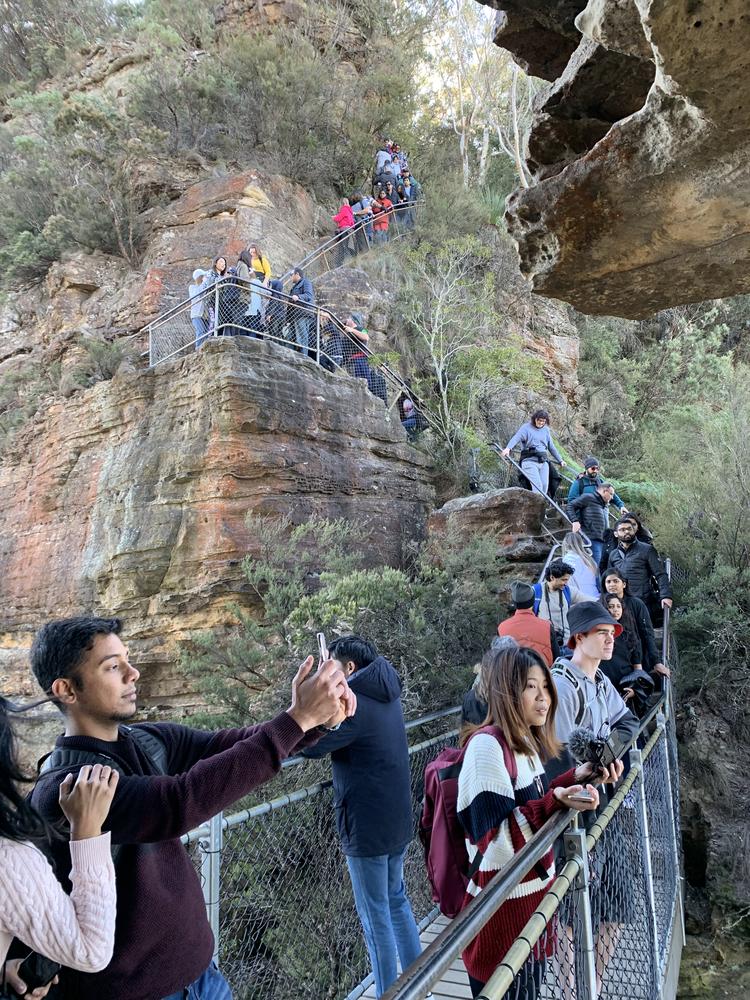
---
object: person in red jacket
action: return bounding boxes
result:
[497,581,561,666]
[371,188,393,244]
[332,197,355,260]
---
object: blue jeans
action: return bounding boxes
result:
[346,850,423,998]
[590,538,604,567]
[161,962,231,1000]
[192,316,209,351]
[293,317,310,357]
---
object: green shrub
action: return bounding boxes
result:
[181,514,503,726]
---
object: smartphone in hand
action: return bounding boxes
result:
[568,791,596,803]
[317,632,329,663]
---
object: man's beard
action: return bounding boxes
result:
[109,706,138,723]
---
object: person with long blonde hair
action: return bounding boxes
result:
[457,646,600,999]
[561,531,600,599]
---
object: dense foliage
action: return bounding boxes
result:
[181,513,501,727]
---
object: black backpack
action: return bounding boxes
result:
[37,725,169,783]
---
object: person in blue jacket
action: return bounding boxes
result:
[301,635,424,999]
[288,267,315,357]
[566,456,628,514]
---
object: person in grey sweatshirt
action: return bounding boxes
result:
[501,408,565,497]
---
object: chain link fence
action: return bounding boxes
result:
[468,711,682,1000]
[182,711,460,1000]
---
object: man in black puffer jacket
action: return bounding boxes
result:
[569,482,614,565]
[301,635,424,998]
[606,516,673,622]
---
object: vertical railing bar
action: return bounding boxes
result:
[630,747,662,988]
[199,810,223,966]
[565,826,598,1000]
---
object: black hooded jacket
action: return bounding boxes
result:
[301,656,413,857]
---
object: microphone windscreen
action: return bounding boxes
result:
[567,726,597,763]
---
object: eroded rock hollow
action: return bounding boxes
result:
[481,0,750,317]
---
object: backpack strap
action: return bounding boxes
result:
[551,660,586,726]
[123,725,169,775]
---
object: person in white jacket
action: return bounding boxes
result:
[0,697,118,999]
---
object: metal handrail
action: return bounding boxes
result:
[283,199,423,281]
[382,687,672,1000]
[181,705,461,845]
[145,273,444,437]
[137,200,422,341]
[491,444,592,548]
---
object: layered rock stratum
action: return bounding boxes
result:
[482,0,750,318]
[0,339,434,715]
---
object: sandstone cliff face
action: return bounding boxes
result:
[482,0,750,318]
[0,339,434,717]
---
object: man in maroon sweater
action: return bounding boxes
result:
[29,616,354,1000]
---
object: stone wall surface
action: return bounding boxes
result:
[480,0,750,317]
[0,338,435,715]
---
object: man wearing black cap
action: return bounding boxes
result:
[550,601,639,773]
[567,456,628,517]
[497,581,561,666]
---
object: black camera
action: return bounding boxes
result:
[568,727,619,771]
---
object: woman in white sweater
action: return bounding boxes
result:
[0,697,118,999]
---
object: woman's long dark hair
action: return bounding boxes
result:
[0,696,55,843]
[460,646,561,761]
[602,594,640,661]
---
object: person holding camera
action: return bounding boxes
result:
[500,409,565,498]
[300,636,423,1000]
[27,616,354,1000]
[456,644,601,999]
[550,601,638,767]
[0,698,118,1000]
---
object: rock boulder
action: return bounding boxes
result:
[482,0,750,317]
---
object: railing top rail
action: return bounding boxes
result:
[140,199,421,336]
[182,706,460,844]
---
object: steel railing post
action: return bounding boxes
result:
[564,827,598,1000]
[200,811,223,966]
[213,281,220,337]
[630,748,661,981]
[657,713,687,949]
[316,309,321,364]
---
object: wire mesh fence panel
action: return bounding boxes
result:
[588,786,657,1000]
[209,729,457,1000]
[643,740,679,969]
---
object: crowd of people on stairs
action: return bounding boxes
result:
[182,139,422,432]
[498,408,673,711]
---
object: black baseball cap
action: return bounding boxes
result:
[567,601,622,648]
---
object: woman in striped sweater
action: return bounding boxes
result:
[457,646,600,998]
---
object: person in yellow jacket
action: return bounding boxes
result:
[246,243,272,284]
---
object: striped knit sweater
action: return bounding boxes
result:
[0,834,115,972]
[456,729,577,983]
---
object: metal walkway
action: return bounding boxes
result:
[360,915,471,1000]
